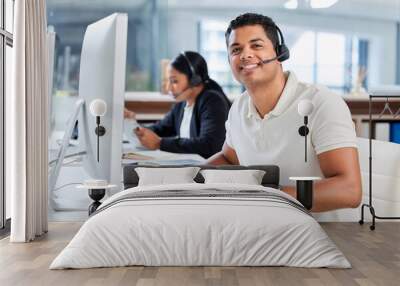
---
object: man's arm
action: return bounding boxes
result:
[206,142,240,165]
[282,147,362,212]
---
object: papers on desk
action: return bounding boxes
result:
[122,149,205,166]
[130,159,204,166]
[123,152,154,161]
[123,119,141,147]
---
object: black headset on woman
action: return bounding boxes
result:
[174,51,231,107]
[180,52,204,86]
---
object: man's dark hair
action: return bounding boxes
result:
[225,13,279,49]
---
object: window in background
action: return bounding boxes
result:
[1,0,14,232]
[284,30,368,94]
[47,0,168,96]
[316,32,346,90]
[199,20,243,95]
[200,20,369,95]
[46,0,169,145]
[285,31,316,84]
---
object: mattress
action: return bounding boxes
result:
[50,183,350,269]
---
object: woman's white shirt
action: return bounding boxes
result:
[179,103,194,139]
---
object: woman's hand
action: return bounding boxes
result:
[124,108,136,119]
[134,127,161,150]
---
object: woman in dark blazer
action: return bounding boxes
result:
[135,51,231,158]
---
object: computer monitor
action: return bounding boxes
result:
[78,13,127,194]
[48,13,128,206]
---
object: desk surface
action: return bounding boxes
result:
[126,92,400,123]
[125,92,175,102]
[123,140,205,166]
[135,113,164,121]
[125,91,238,103]
[343,95,400,102]
[125,92,239,122]
[49,130,205,166]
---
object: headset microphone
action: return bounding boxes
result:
[260,57,279,65]
[261,57,278,65]
[169,86,191,99]
[260,53,286,65]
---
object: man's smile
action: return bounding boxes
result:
[239,62,261,72]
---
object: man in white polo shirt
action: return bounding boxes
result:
[207,13,362,212]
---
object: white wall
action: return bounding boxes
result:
[165,7,398,87]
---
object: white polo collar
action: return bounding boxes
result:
[247,71,299,120]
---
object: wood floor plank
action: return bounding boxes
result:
[0,222,399,286]
[204,267,221,279]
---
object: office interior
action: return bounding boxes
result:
[46,0,400,217]
[48,0,400,135]
[1,0,400,284]
[1,0,399,222]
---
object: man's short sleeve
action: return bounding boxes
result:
[225,102,236,149]
[224,109,234,148]
[311,92,357,155]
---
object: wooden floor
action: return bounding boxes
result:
[0,222,399,286]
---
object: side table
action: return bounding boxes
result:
[289,177,321,210]
[77,182,116,215]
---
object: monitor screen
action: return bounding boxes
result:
[78,13,128,194]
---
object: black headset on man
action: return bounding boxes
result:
[260,23,290,65]
[181,23,289,85]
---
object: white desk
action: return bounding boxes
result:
[49,131,205,215]
[124,91,239,122]
[122,138,205,166]
[49,129,205,167]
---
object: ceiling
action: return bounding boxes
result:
[47,0,400,21]
[167,0,400,21]
[47,0,148,10]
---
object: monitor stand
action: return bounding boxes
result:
[48,99,84,209]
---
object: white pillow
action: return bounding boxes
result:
[135,167,201,186]
[200,169,266,185]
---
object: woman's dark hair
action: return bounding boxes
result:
[171,51,231,107]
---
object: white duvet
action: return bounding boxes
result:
[50,183,350,269]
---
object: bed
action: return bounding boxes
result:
[50,165,350,269]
